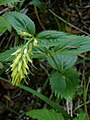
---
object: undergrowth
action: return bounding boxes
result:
[0,0,90,120]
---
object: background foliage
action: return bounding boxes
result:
[0,0,90,120]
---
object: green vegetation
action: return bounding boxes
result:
[0,0,90,120]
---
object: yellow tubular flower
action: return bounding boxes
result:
[22,57,29,70]
[18,60,22,72]
[26,53,32,63]
[11,67,18,79]
[33,39,38,46]
[19,31,32,37]
[20,68,25,79]
[12,73,19,85]
[11,43,33,86]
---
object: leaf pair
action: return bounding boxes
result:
[47,54,78,99]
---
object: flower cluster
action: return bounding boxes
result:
[11,43,32,86]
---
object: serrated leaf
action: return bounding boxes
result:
[26,109,64,120]
[0,0,21,5]
[73,113,88,120]
[36,30,70,47]
[0,46,22,62]
[47,54,77,70]
[36,30,90,55]
[50,69,79,99]
[4,12,35,35]
[0,16,11,33]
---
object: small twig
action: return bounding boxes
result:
[49,9,90,36]
[73,100,90,112]
[78,54,86,59]
[40,63,49,91]
[40,63,50,77]
[0,8,9,15]
[59,6,78,17]
[4,31,15,49]
[50,0,57,7]
[76,5,90,9]
[75,7,89,28]
[20,2,30,13]
[0,33,8,48]
[34,6,45,30]
[83,5,90,8]
[86,77,90,96]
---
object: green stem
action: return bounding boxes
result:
[83,79,87,112]
[0,77,72,119]
[44,47,62,73]
[50,54,61,73]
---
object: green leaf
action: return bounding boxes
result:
[26,109,64,120]
[0,46,22,62]
[0,0,21,5]
[36,30,70,47]
[0,16,11,33]
[47,54,77,70]
[36,30,90,55]
[73,113,88,120]
[30,0,43,9]
[50,69,79,99]
[4,11,35,35]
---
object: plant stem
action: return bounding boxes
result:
[83,79,89,119]
[50,54,61,73]
[44,47,62,73]
[83,79,87,112]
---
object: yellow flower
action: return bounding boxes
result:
[11,44,33,86]
[33,39,38,46]
[19,31,32,37]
